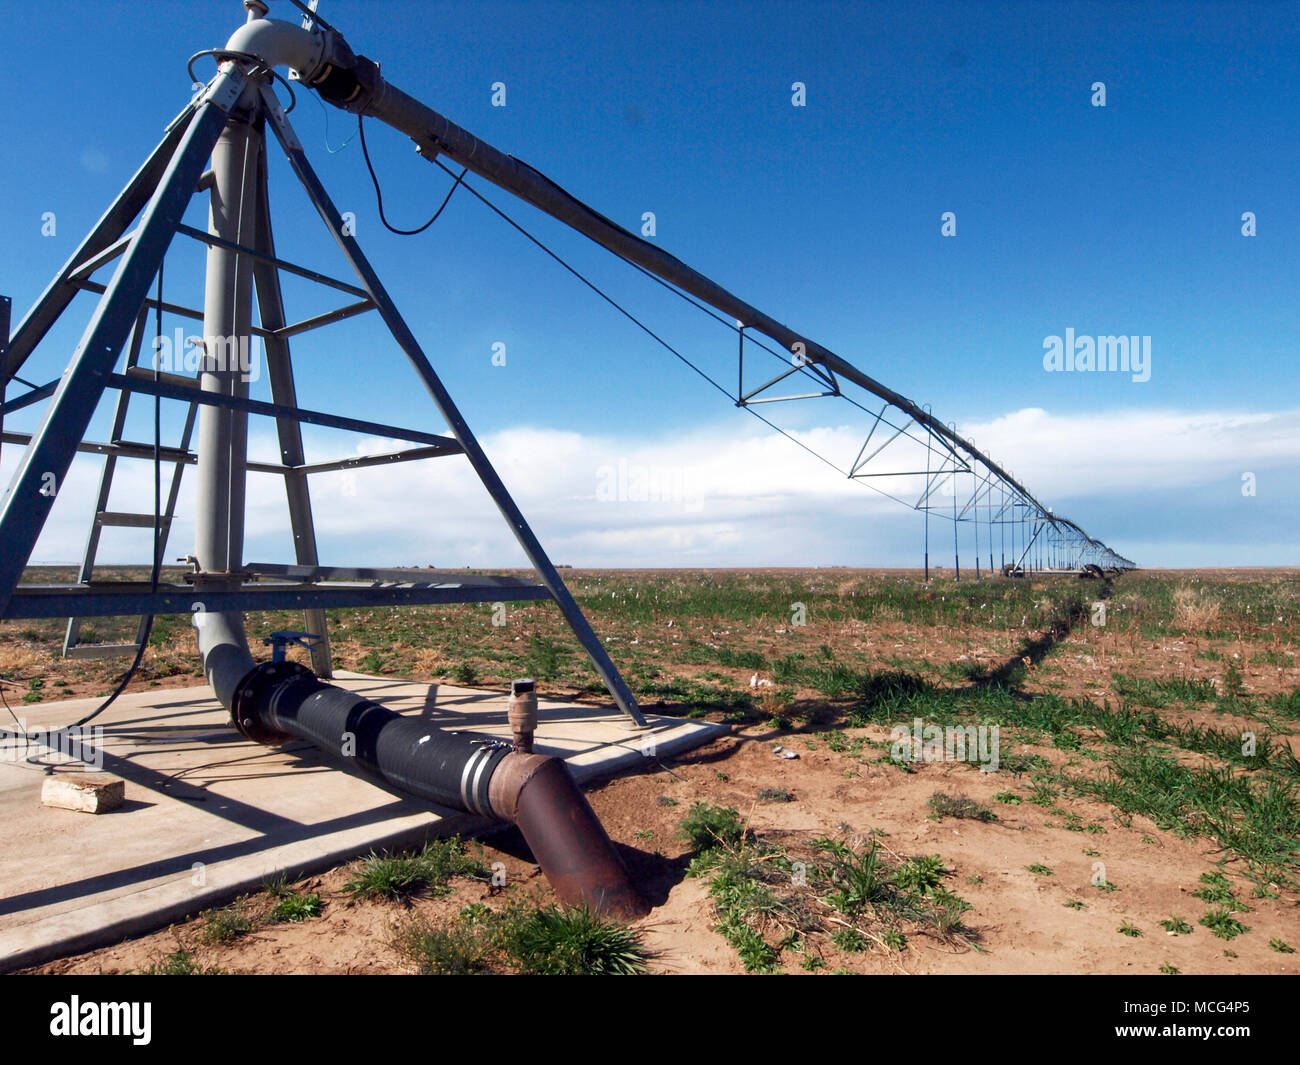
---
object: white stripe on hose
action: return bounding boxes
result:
[469,746,495,816]
[460,748,488,814]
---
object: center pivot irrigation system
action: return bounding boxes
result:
[0,1,1133,916]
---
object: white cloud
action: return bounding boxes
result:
[5,405,1297,568]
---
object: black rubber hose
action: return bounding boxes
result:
[234,662,510,816]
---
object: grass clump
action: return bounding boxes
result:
[396,918,495,975]
[200,905,253,945]
[894,854,949,896]
[343,836,486,902]
[757,787,795,803]
[830,927,870,952]
[676,802,747,853]
[141,938,222,975]
[394,903,646,975]
[502,905,647,975]
[927,792,997,823]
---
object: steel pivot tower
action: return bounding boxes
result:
[0,27,646,725]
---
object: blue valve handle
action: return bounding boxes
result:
[263,630,321,663]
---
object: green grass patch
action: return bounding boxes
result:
[343,837,486,902]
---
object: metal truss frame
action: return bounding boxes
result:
[0,66,646,724]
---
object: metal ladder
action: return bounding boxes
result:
[62,306,200,660]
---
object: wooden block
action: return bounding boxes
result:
[41,773,125,814]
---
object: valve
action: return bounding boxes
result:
[263,630,321,663]
[508,678,538,754]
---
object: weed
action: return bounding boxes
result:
[676,802,746,852]
[894,854,948,896]
[262,874,291,899]
[200,905,252,945]
[927,793,997,823]
[1193,872,1249,912]
[271,893,321,922]
[830,927,869,952]
[395,918,493,975]
[757,787,795,803]
[819,841,891,915]
[1199,907,1248,940]
[525,634,561,680]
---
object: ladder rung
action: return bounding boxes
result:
[64,643,142,660]
[96,512,170,528]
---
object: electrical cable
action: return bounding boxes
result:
[310,88,357,153]
[357,115,466,235]
[0,679,47,772]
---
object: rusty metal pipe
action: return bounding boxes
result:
[489,751,648,920]
[232,662,648,919]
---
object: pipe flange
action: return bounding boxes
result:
[230,660,311,744]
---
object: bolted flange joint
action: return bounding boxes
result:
[230,659,311,744]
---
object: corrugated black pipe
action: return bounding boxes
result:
[232,662,648,919]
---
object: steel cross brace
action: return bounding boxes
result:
[257,85,647,727]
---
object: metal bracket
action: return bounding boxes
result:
[199,65,251,113]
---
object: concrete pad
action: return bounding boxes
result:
[0,672,725,971]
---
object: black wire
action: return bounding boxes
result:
[0,681,48,773]
[357,115,467,235]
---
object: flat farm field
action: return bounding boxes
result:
[7,567,1299,975]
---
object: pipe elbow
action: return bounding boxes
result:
[223,17,325,79]
[196,609,257,712]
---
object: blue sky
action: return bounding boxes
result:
[2,0,1298,568]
